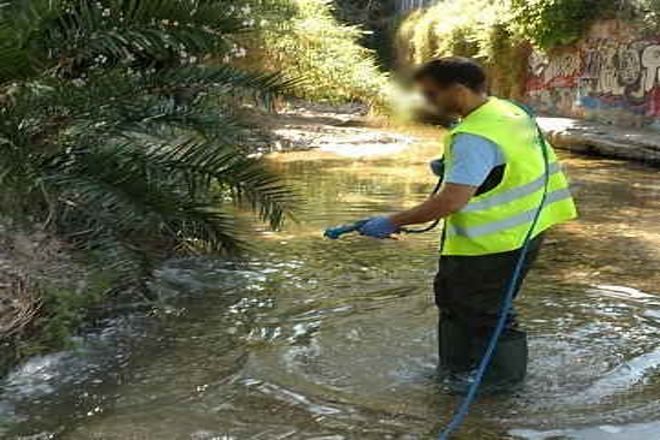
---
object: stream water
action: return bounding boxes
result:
[2,114,660,439]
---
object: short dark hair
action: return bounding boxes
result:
[414,57,487,93]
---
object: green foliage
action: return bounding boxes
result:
[239,0,391,107]
[397,0,511,64]
[396,0,639,58]
[332,0,398,66]
[333,0,396,27]
[0,0,246,83]
[394,10,423,66]
[394,0,647,97]
[623,0,660,32]
[28,288,103,352]
[0,0,297,287]
[509,0,619,49]
[395,0,527,98]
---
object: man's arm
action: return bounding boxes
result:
[390,183,477,228]
[390,133,503,228]
[358,134,502,239]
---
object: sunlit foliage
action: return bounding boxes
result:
[509,0,618,49]
[393,0,660,97]
[394,0,526,98]
[0,0,297,285]
[238,0,391,108]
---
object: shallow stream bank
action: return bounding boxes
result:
[539,116,660,165]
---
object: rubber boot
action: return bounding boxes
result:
[444,329,528,396]
[438,317,474,374]
[482,329,528,391]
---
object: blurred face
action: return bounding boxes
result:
[416,77,464,117]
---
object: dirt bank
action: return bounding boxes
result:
[0,222,95,375]
[247,101,428,155]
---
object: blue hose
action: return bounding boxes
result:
[437,110,551,440]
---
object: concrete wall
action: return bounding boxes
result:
[525,20,660,130]
[396,0,436,14]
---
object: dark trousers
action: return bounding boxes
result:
[434,235,544,374]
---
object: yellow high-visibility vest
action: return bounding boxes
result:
[442,97,578,256]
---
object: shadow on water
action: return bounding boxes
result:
[2,123,660,439]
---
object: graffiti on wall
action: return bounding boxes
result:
[526,36,660,127]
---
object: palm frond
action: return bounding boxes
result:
[0,0,298,290]
[127,137,298,228]
[44,0,244,75]
[47,142,246,254]
[0,0,60,83]
[152,64,301,106]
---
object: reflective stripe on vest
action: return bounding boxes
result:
[460,162,561,213]
[446,187,572,238]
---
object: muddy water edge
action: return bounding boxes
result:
[1,105,660,439]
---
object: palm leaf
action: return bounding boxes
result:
[0,0,298,288]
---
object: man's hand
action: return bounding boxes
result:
[357,184,476,239]
[358,216,399,239]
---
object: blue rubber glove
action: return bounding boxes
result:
[358,216,399,239]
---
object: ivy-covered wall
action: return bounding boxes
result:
[526,20,660,129]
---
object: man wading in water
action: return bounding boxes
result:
[356,57,578,392]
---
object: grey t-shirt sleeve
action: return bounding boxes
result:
[445,134,505,187]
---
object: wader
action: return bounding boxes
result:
[434,234,544,393]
